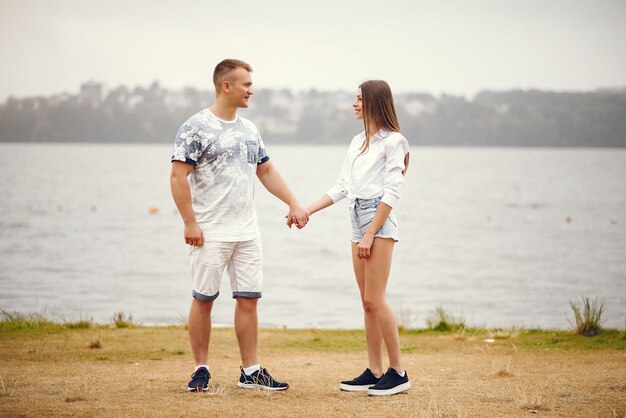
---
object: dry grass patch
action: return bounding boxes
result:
[491,355,513,378]
[1,326,625,417]
[88,338,102,349]
[0,374,17,398]
[513,383,554,413]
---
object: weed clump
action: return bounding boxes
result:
[426,306,465,332]
[568,296,605,336]
[111,312,134,328]
[65,320,93,329]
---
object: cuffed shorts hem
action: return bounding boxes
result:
[232,291,262,299]
[192,290,219,301]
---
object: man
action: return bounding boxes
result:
[170,59,308,392]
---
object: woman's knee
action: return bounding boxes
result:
[362,297,383,313]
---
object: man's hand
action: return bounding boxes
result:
[286,204,309,229]
[184,222,204,247]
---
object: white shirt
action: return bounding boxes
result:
[326,129,409,208]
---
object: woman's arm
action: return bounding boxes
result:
[356,202,392,259]
[358,134,409,259]
[306,194,334,217]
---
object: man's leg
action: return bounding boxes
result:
[227,239,263,367]
[186,240,231,391]
[234,297,259,367]
[188,297,213,365]
[228,239,287,390]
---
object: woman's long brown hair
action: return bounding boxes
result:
[359,80,401,154]
[358,80,409,174]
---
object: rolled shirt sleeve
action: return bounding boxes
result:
[257,133,270,164]
[325,168,349,203]
[380,134,409,208]
[325,147,352,203]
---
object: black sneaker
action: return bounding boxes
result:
[187,367,210,392]
[237,366,289,391]
[339,368,381,392]
[367,368,411,396]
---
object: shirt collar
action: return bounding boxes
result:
[372,128,392,141]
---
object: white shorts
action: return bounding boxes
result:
[189,238,263,301]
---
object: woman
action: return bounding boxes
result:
[304,80,410,396]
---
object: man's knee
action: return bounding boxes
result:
[192,297,214,312]
[235,296,258,312]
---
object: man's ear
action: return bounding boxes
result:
[222,80,230,94]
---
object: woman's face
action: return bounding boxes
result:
[353,88,363,120]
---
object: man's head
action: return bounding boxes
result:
[213,59,254,108]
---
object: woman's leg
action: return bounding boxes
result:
[351,243,384,377]
[362,238,403,373]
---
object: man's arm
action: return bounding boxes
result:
[256,160,308,228]
[170,161,204,246]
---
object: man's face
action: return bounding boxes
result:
[227,67,253,108]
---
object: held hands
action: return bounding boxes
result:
[356,231,375,259]
[286,203,310,229]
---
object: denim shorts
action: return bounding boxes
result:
[350,197,399,243]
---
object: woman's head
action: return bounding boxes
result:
[354,80,401,136]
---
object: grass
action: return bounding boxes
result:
[88,338,102,349]
[111,311,134,328]
[0,309,56,332]
[65,320,93,329]
[513,383,553,413]
[1,309,624,352]
[568,295,606,336]
[1,317,625,417]
[425,306,465,332]
[0,310,95,333]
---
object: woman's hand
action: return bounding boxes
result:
[357,231,375,259]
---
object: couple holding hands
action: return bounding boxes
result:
[170,59,410,396]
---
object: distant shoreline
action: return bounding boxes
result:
[2,86,624,147]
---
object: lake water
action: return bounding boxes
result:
[0,143,624,330]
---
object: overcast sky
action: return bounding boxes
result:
[1,0,624,101]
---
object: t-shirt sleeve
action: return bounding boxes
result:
[257,132,270,164]
[171,120,206,165]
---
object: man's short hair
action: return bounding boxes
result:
[213,59,253,90]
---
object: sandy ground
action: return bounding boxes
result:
[1,327,625,417]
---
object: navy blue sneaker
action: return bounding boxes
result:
[187,367,210,392]
[237,367,289,391]
[340,368,381,392]
[368,368,411,396]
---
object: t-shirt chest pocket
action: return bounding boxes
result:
[245,140,258,164]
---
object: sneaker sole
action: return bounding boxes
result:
[237,382,289,391]
[339,383,375,392]
[368,381,411,396]
[187,385,209,392]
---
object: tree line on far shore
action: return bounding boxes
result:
[1,81,624,147]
